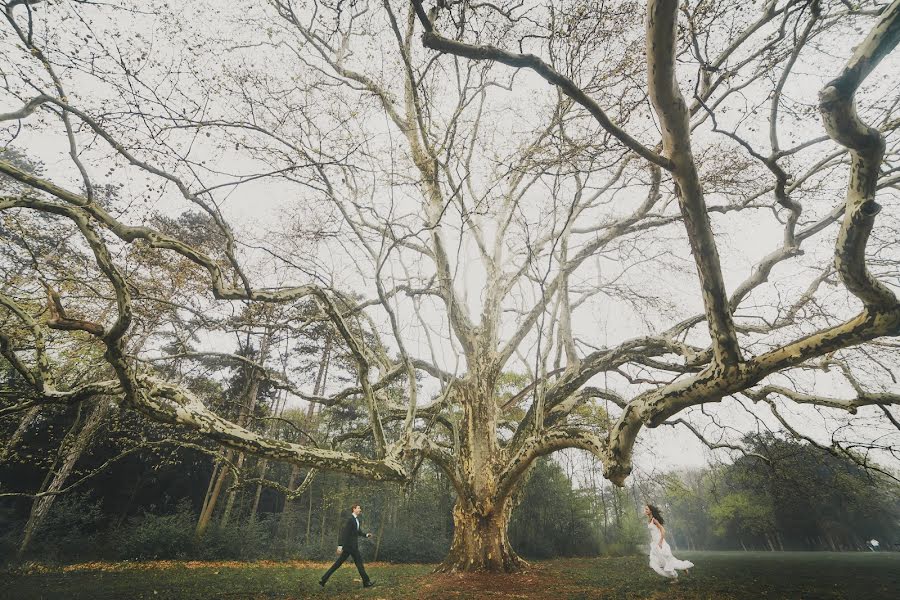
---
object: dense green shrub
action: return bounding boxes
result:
[510,458,603,558]
[109,501,196,560]
[197,517,276,560]
[376,526,449,563]
[24,493,104,562]
[0,504,22,563]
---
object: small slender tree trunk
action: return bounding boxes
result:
[279,464,301,542]
[305,481,313,546]
[221,452,247,526]
[307,337,331,419]
[219,332,272,527]
[318,494,328,551]
[0,406,41,464]
[196,328,264,538]
[373,501,387,562]
[114,474,144,530]
[248,386,288,524]
[248,458,269,522]
[599,484,609,540]
[276,337,327,539]
[17,399,109,558]
[196,452,232,538]
[199,455,222,519]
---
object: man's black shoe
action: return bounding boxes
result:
[318,579,326,587]
[363,580,376,588]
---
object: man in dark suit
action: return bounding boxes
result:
[319,503,375,588]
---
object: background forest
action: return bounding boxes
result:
[3,348,898,564]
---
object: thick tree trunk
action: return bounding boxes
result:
[432,377,533,573]
[436,497,526,573]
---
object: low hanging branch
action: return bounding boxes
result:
[818,0,900,309]
[745,385,900,416]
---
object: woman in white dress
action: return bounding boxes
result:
[644,504,693,580]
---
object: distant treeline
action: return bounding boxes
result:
[651,435,900,553]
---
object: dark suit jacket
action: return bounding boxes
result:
[338,515,367,550]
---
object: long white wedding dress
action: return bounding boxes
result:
[647,521,694,578]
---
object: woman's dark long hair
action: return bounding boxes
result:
[646,504,665,525]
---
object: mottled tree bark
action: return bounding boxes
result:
[437,495,524,573]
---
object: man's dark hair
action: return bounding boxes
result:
[351,503,361,511]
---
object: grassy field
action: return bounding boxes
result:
[2,551,898,599]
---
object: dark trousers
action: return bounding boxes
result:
[321,547,370,584]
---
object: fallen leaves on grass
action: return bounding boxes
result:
[21,559,396,573]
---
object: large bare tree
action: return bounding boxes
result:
[2,0,899,572]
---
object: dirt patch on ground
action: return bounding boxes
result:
[415,565,613,599]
